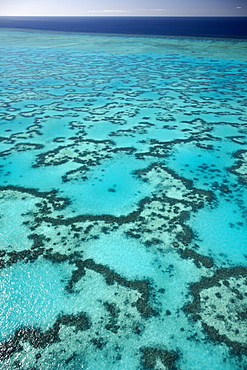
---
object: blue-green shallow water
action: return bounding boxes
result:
[0,29,247,369]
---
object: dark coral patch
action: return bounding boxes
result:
[0,312,91,361]
[228,150,247,185]
[140,346,179,369]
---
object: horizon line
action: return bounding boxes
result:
[1,15,247,18]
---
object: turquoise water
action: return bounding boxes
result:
[0,30,247,369]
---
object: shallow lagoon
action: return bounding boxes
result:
[0,29,247,369]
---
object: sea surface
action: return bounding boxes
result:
[0,16,247,38]
[0,17,247,370]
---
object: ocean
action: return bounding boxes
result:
[0,16,247,370]
[0,16,247,38]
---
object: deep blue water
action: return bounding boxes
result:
[0,16,247,38]
[0,19,247,370]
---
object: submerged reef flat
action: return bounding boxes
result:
[229,150,247,184]
[0,30,247,369]
[184,267,247,355]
